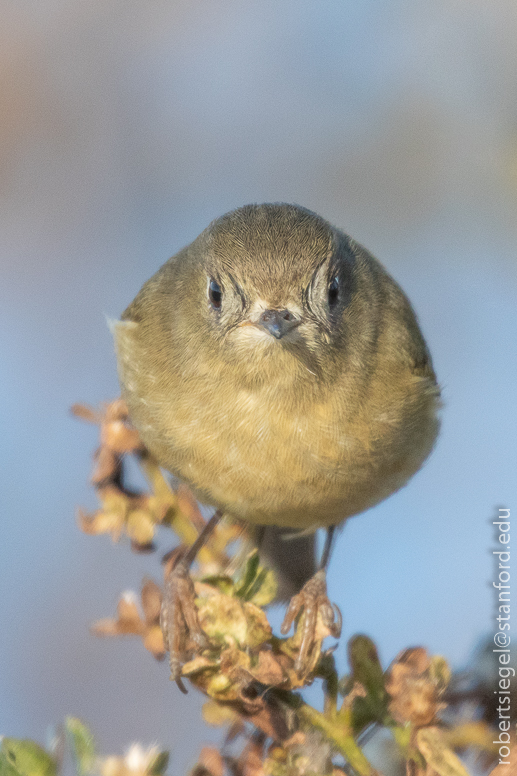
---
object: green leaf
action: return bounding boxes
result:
[148,751,169,776]
[199,575,235,596]
[346,635,389,730]
[65,718,96,776]
[0,739,57,776]
[246,567,277,606]
[0,751,21,776]
[234,551,277,605]
[234,551,260,598]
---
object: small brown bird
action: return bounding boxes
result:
[113,203,440,684]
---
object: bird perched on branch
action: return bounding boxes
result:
[113,203,440,685]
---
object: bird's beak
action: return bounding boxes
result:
[257,309,301,339]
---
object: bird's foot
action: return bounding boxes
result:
[160,549,213,693]
[280,569,342,676]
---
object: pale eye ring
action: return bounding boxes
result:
[328,276,339,306]
[208,277,223,309]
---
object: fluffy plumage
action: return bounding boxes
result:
[114,203,439,531]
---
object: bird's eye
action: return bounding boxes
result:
[328,276,339,307]
[208,278,223,309]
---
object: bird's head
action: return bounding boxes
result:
[183,203,359,384]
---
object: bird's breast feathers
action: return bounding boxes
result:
[114,318,438,528]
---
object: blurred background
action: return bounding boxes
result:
[1,0,516,772]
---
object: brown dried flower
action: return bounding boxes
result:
[92,579,165,660]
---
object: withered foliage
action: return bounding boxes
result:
[69,400,508,776]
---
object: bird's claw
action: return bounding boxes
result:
[160,550,212,693]
[280,569,342,675]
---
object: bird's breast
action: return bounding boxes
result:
[116,318,438,529]
[131,371,437,530]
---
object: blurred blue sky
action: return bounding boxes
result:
[1,0,516,772]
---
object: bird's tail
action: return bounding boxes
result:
[258,525,316,601]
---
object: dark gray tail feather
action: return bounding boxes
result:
[258,526,316,601]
